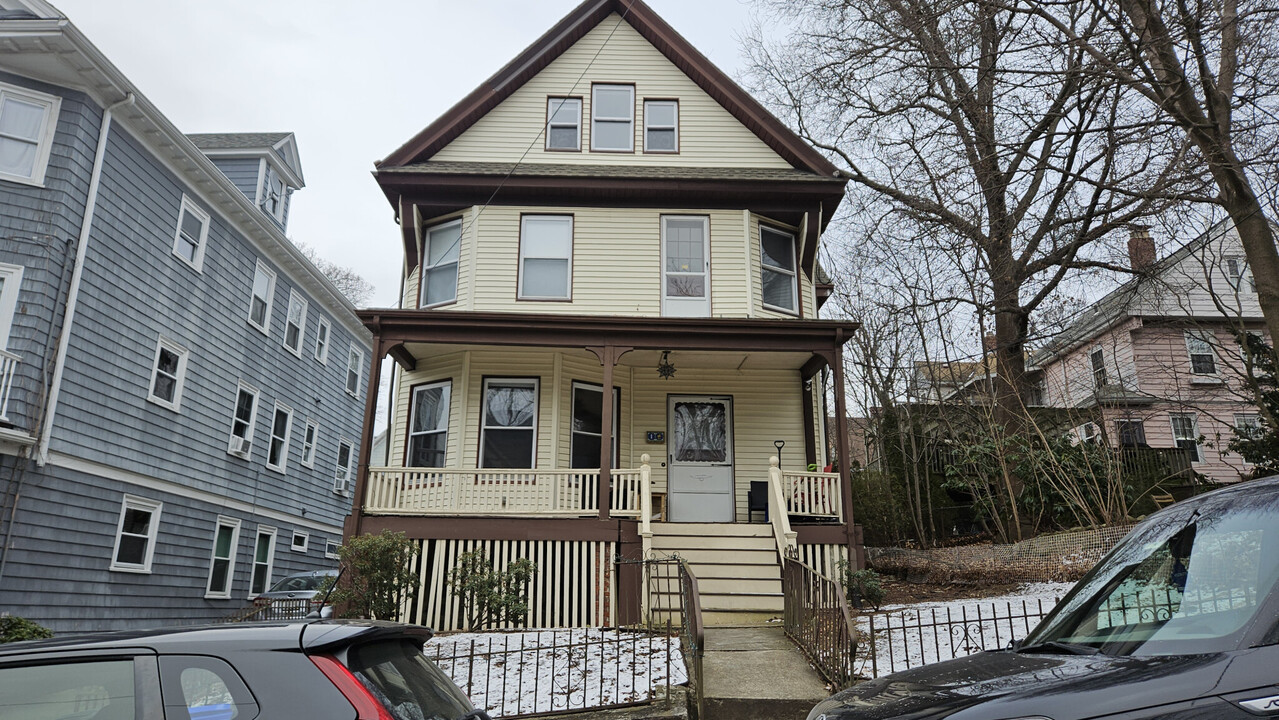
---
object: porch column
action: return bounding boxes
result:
[349,333,386,539]
[588,346,631,520]
[801,377,818,467]
[831,344,858,568]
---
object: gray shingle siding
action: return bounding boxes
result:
[207,156,261,205]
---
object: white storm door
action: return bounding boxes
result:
[667,396,734,522]
[661,216,710,317]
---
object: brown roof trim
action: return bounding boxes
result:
[376,0,840,177]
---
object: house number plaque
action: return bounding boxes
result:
[646,431,665,443]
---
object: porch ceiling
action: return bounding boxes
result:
[399,343,814,370]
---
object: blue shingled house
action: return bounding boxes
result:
[0,1,372,632]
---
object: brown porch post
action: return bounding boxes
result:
[349,332,386,541]
[801,376,818,467]
[588,346,630,520]
[831,344,858,568]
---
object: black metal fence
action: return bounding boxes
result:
[221,598,317,623]
[642,557,705,717]
[782,558,859,689]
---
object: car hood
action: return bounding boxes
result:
[809,650,1232,720]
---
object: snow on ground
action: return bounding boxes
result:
[424,628,687,718]
[856,582,1074,678]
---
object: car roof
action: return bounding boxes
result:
[0,620,431,658]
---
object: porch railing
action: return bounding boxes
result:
[365,465,645,517]
[767,456,798,561]
[783,469,843,521]
[0,350,19,423]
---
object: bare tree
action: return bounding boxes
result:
[293,242,376,307]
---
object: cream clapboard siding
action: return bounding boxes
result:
[431,14,792,169]
[406,207,815,318]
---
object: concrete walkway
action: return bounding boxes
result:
[700,626,830,720]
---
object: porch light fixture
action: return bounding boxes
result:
[657,350,676,380]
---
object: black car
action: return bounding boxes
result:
[0,619,488,720]
[810,474,1279,720]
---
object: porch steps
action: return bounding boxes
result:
[649,523,783,624]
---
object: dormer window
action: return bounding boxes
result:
[260,164,286,222]
[546,97,582,151]
[591,84,634,152]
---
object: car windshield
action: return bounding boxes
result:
[1024,485,1279,656]
[346,640,474,720]
[268,574,326,593]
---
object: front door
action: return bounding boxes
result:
[667,396,733,522]
[661,215,711,317]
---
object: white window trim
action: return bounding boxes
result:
[408,380,451,467]
[260,162,288,223]
[0,262,25,350]
[517,215,573,300]
[109,494,162,573]
[247,260,276,335]
[228,382,260,458]
[479,377,540,469]
[660,215,711,313]
[420,219,462,309]
[204,515,241,599]
[346,344,364,398]
[247,525,277,599]
[265,402,294,473]
[0,81,62,187]
[314,317,331,364]
[334,438,355,494]
[759,224,799,315]
[1169,413,1202,463]
[546,96,582,151]
[282,289,308,357]
[301,419,319,468]
[325,540,341,560]
[1184,330,1218,376]
[590,84,635,152]
[290,530,309,553]
[570,381,619,468]
[170,195,210,272]
[643,99,679,153]
[146,336,189,412]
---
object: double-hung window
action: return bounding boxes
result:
[248,526,276,598]
[266,403,293,472]
[110,495,161,573]
[1185,331,1217,375]
[147,337,188,411]
[591,84,634,152]
[570,382,619,468]
[408,381,450,467]
[315,318,330,363]
[228,383,259,458]
[1225,257,1255,292]
[205,516,240,598]
[172,196,210,271]
[480,379,538,468]
[1236,413,1263,441]
[421,219,461,308]
[518,215,572,299]
[546,97,582,151]
[248,261,276,333]
[644,100,678,152]
[0,82,61,186]
[334,439,354,493]
[283,290,308,356]
[760,225,799,314]
[260,164,286,222]
[1170,414,1202,463]
[346,344,363,397]
[1090,348,1107,388]
[301,419,319,467]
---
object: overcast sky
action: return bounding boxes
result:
[53,0,765,308]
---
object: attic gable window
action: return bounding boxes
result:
[421,219,461,308]
[591,84,634,152]
[0,82,61,186]
[546,97,582,151]
[644,100,678,153]
[1225,257,1255,293]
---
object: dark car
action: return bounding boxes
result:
[809,474,1279,720]
[0,619,488,720]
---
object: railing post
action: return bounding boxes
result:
[768,456,797,561]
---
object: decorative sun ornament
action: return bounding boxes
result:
[657,350,677,380]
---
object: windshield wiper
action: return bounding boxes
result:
[1013,640,1102,656]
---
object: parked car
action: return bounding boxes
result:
[254,568,339,618]
[809,474,1279,720]
[0,620,489,720]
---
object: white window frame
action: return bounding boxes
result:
[407,380,451,467]
[325,540,341,560]
[260,163,287,223]
[590,84,635,152]
[759,225,799,315]
[1225,256,1256,293]
[1170,413,1202,463]
[314,317,331,364]
[301,419,319,468]
[290,530,309,553]
[1235,413,1263,441]
[247,261,276,334]
[479,378,540,469]
[1184,330,1218,375]
[146,336,189,412]
[171,195,210,272]
[546,96,582,151]
[518,215,573,300]
[248,525,277,599]
[0,262,22,350]
[334,439,355,494]
[227,382,259,458]
[204,516,241,599]
[420,219,462,308]
[643,99,679,153]
[0,81,62,187]
[265,402,293,473]
[282,289,308,357]
[109,494,162,573]
[346,344,363,398]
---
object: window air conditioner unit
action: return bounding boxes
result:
[230,436,251,454]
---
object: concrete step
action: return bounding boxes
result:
[702,627,829,720]
[651,522,774,537]
[650,535,777,551]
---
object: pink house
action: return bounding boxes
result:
[1030,223,1269,485]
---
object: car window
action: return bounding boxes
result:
[158,656,257,720]
[0,659,135,720]
[346,640,472,720]
[269,576,312,592]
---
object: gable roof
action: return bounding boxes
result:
[377,0,840,177]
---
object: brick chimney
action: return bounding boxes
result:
[1128,225,1156,271]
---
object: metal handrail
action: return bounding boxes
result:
[782,557,858,689]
